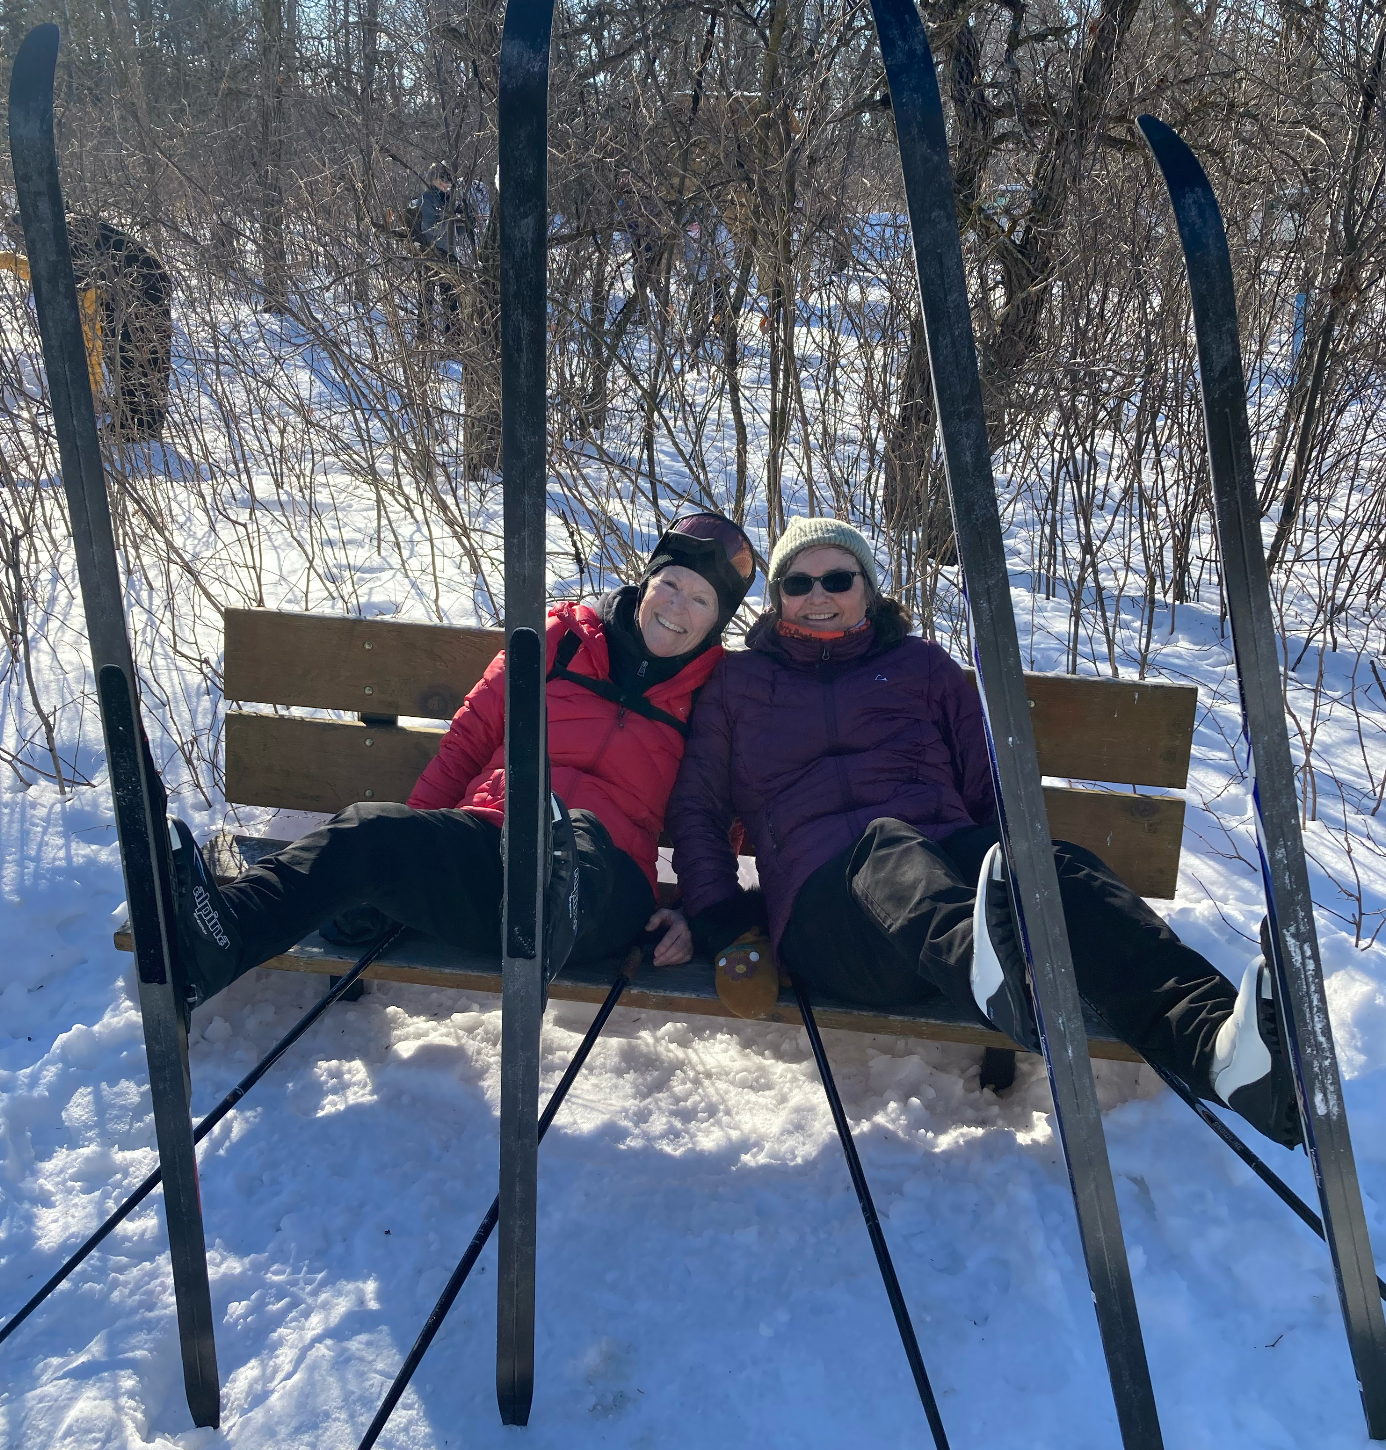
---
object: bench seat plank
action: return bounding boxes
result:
[110,921,1138,1062]
[111,835,1140,1059]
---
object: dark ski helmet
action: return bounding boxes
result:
[640,512,756,632]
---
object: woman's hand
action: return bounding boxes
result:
[645,907,693,966]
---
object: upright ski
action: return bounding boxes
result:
[7,24,220,1427]
[1140,114,1386,1438]
[863,7,1163,1445]
[496,0,557,1425]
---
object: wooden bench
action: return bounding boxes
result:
[119,607,1200,1063]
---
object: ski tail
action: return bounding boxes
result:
[1140,113,1386,1438]
[497,624,545,1425]
[496,0,558,1425]
[863,4,1163,1444]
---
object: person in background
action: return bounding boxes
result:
[413,162,463,343]
[4,212,172,441]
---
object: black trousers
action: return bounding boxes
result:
[780,818,1236,1098]
[422,255,464,339]
[221,802,655,976]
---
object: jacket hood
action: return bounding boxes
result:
[552,598,612,653]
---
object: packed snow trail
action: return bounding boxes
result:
[1,760,1384,1446]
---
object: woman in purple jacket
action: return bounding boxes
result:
[667,516,1300,1150]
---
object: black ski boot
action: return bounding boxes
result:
[1211,921,1302,1149]
[543,793,580,1003]
[168,817,244,1008]
[969,842,1040,1053]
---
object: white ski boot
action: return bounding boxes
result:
[970,843,1040,1053]
[1211,936,1302,1149]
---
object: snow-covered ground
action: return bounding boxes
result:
[2,283,1386,1447]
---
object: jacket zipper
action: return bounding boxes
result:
[821,653,853,807]
[589,709,623,765]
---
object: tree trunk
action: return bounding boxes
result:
[1265,15,1386,568]
[261,0,289,312]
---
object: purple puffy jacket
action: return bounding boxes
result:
[668,607,997,954]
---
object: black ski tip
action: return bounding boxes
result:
[1137,115,1191,172]
[9,23,60,123]
[1136,113,1228,259]
[1136,114,1212,197]
[1135,113,1173,148]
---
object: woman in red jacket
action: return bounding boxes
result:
[167,514,756,1007]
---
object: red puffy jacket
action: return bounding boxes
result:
[408,601,724,889]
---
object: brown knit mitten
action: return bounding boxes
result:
[714,930,780,1020]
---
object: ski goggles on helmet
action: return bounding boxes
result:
[780,568,861,597]
[665,512,756,580]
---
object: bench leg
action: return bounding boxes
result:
[329,973,366,1002]
[980,1046,1017,1093]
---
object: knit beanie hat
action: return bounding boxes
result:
[767,516,879,608]
[641,512,756,631]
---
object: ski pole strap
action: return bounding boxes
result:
[545,630,690,738]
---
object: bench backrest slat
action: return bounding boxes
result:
[1043,786,1182,898]
[965,670,1197,789]
[225,713,443,814]
[222,609,1197,901]
[224,608,504,720]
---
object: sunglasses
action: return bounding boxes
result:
[781,569,861,596]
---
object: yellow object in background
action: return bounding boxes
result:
[0,249,104,402]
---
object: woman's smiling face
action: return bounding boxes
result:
[778,545,869,632]
[638,565,719,657]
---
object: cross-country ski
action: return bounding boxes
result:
[1140,111,1386,1436]
[4,8,1386,1448]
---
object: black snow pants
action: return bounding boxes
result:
[221,802,656,977]
[779,817,1238,1098]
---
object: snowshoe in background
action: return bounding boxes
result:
[1212,921,1302,1149]
[168,818,243,1009]
[969,842,1040,1053]
[715,930,780,1020]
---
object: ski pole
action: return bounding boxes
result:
[356,970,630,1450]
[0,925,403,1348]
[1147,1058,1386,1301]
[790,976,951,1450]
